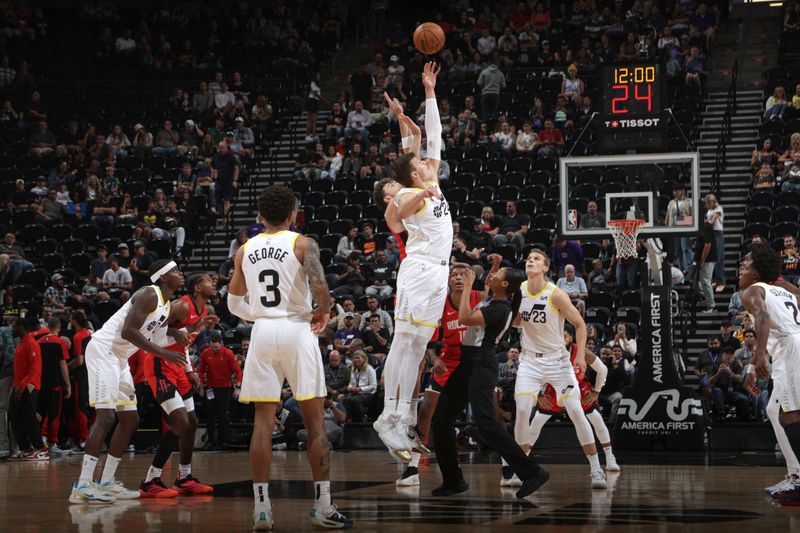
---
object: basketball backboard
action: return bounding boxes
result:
[558,152,700,240]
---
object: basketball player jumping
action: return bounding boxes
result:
[371,61,453,459]
[740,244,800,504]
[513,248,608,489]
[515,328,619,486]
[139,273,219,497]
[228,185,351,530]
[69,259,186,504]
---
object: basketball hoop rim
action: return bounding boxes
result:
[608,219,646,236]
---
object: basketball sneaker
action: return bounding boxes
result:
[24,448,49,461]
[139,477,179,498]
[765,474,798,496]
[778,485,800,506]
[605,455,621,472]
[373,414,411,462]
[253,506,274,531]
[173,475,214,495]
[590,470,608,489]
[405,426,430,455]
[9,450,27,461]
[69,482,117,504]
[309,504,353,529]
[500,466,523,487]
[396,466,420,487]
[96,480,140,499]
[516,468,550,499]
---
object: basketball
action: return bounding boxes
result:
[413,22,445,55]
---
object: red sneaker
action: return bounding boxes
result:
[139,478,179,498]
[173,475,214,495]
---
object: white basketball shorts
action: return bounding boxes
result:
[515,351,579,407]
[394,256,449,336]
[86,339,137,412]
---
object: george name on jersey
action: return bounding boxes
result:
[248,246,290,265]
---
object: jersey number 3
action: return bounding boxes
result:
[259,269,281,308]
[785,300,800,326]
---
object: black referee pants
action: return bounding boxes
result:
[432,349,542,487]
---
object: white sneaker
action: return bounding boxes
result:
[96,480,140,499]
[500,473,523,487]
[605,455,621,472]
[373,415,411,461]
[69,482,117,504]
[765,474,798,495]
[308,504,353,528]
[590,470,607,489]
[253,506,274,531]
[396,466,420,487]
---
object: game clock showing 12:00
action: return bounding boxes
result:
[602,64,663,126]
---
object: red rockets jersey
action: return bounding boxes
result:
[539,343,595,413]
[433,290,481,387]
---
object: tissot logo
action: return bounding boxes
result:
[618,389,703,423]
[605,118,660,128]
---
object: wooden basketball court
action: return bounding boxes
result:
[1,449,797,531]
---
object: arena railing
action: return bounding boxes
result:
[710,59,738,200]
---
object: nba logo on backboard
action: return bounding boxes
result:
[567,210,578,230]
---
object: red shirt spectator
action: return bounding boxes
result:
[198,341,242,388]
[13,332,41,390]
[538,126,564,145]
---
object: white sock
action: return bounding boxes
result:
[179,464,192,479]
[145,466,163,483]
[603,445,615,458]
[79,454,99,485]
[408,397,419,425]
[409,452,420,469]
[587,453,601,471]
[314,481,331,510]
[100,455,122,484]
[253,482,270,508]
[501,457,509,467]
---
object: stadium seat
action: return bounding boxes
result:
[585,306,611,327]
[773,205,800,224]
[619,290,642,308]
[616,306,642,324]
[42,252,66,273]
[452,172,476,189]
[588,291,615,309]
[11,284,36,302]
[61,238,86,256]
[148,239,172,259]
[19,268,48,292]
[478,172,501,189]
[339,204,363,221]
[496,185,520,201]
[349,190,372,206]
[306,220,329,236]
[528,170,553,187]
[746,206,772,224]
[325,190,349,206]
[69,253,92,276]
[508,157,533,173]
[335,176,356,192]
[330,219,353,235]
[22,224,45,245]
[35,238,59,256]
[311,180,333,193]
[459,158,483,174]
[470,186,494,203]
[319,233,342,251]
[485,158,507,174]
[95,300,121,327]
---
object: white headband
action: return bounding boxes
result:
[151,260,178,282]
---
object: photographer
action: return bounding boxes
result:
[607,322,637,359]
[332,253,368,300]
[598,345,630,424]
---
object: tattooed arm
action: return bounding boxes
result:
[297,235,331,334]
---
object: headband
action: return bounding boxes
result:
[151,260,177,283]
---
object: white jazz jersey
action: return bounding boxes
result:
[90,285,171,360]
[395,183,453,262]
[241,230,312,322]
[518,281,566,357]
[754,282,800,358]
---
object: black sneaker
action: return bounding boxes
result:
[431,479,468,497]
[501,466,514,480]
[309,504,353,529]
[516,468,550,499]
[396,466,420,487]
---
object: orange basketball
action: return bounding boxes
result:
[413,22,445,55]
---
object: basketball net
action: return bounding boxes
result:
[608,219,645,260]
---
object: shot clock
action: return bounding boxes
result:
[598,63,667,152]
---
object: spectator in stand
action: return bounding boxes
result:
[493,200,529,251]
[551,237,584,278]
[37,317,71,450]
[751,138,780,174]
[333,313,362,357]
[43,273,71,314]
[0,233,33,282]
[214,82,236,118]
[561,64,585,106]
[719,319,741,354]
[709,347,750,420]
[30,121,56,159]
[493,122,516,158]
[361,144,385,178]
[556,264,588,316]
[336,227,359,261]
[696,219,716,313]
[326,101,347,139]
[358,296,393,334]
[35,189,64,224]
[735,328,756,367]
[297,397,347,450]
[342,350,377,422]
[232,117,255,159]
[333,253,367,300]
[365,250,394,301]
[599,344,629,424]
[515,122,537,155]
[132,123,153,158]
[579,201,606,229]
[534,118,565,157]
[685,46,709,88]
[325,350,351,401]
[345,100,372,142]
[607,322,638,359]
[193,81,214,116]
[197,331,242,450]
[477,62,506,120]
[177,119,202,159]
[152,119,180,156]
[611,242,641,297]
[362,314,391,365]
[128,241,155,290]
[690,3,717,47]
[212,141,240,219]
[9,316,46,461]
[665,183,694,271]
[329,299,360,332]
[101,254,132,292]
[781,234,800,284]
[293,143,324,182]
[704,193,725,292]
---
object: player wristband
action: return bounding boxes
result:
[401,135,413,149]
[151,260,177,282]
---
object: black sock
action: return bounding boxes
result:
[785,422,800,461]
[152,430,180,469]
